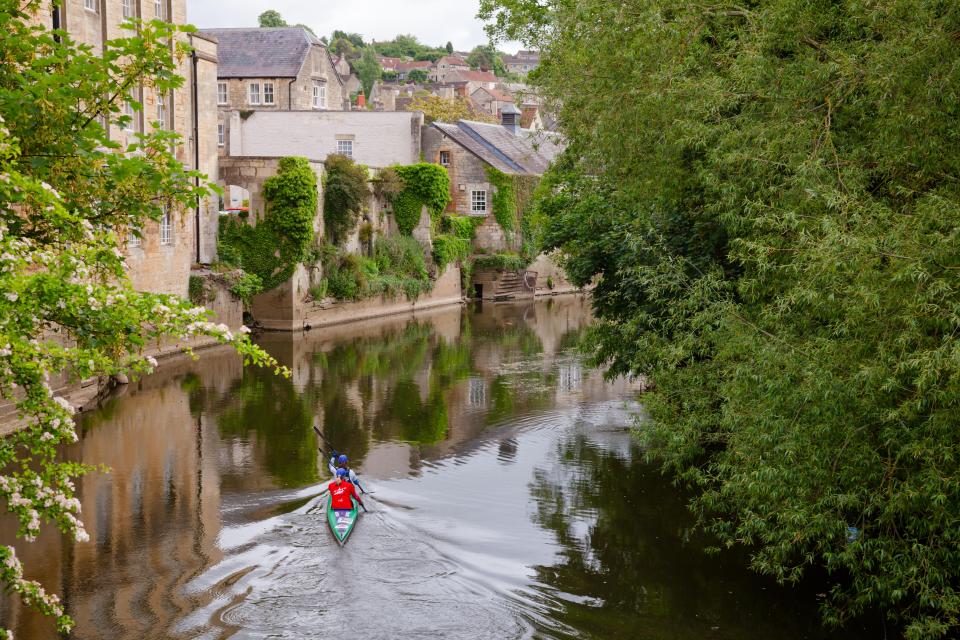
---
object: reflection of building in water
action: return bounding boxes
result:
[558,363,583,393]
[468,376,487,408]
[0,349,243,639]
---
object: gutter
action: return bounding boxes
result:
[191,47,201,264]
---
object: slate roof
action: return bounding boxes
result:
[199,27,323,78]
[396,60,433,73]
[445,70,499,84]
[432,120,563,176]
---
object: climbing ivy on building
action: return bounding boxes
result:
[324,154,370,245]
[484,167,540,235]
[391,163,451,235]
[218,156,318,291]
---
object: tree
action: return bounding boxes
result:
[323,155,370,245]
[354,47,382,102]
[467,44,506,76]
[482,0,960,638]
[445,41,454,54]
[331,30,365,49]
[257,9,287,27]
[329,36,359,60]
[0,1,284,635]
[407,69,429,84]
[408,95,497,124]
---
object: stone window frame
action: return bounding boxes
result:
[336,139,353,157]
[84,0,97,12]
[439,150,451,167]
[123,100,137,132]
[155,93,166,129]
[217,124,225,147]
[471,189,488,213]
[217,82,228,105]
[121,0,133,19]
[312,82,326,109]
[153,0,164,19]
[263,82,275,105]
[159,210,173,246]
[248,83,261,106]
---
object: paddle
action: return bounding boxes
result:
[314,425,370,512]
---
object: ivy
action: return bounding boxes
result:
[324,154,370,245]
[484,167,540,235]
[391,163,451,235]
[473,252,528,271]
[432,234,471,272]
[218,156,318,291]
[322,236,433,301]
[441,215,483,240]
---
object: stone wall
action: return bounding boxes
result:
[228,110,423,169]
[421,126,495,218]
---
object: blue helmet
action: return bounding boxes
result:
[336,468,349,478]
[337,454,348,464]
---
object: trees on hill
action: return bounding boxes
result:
[481,0,960,637]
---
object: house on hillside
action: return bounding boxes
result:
[376,55,403,73]
[444,70,499,95]
[503,50,540,77]
[471,87,515,117]
[199,27,347,141]
[395,60,432,81]
[430,55,470,82]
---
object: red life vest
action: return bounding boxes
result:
[329,479,359,510]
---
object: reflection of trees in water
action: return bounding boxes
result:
[215,367,319,488]
[529,435,838,640]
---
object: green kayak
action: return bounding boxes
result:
[327,496,359,546]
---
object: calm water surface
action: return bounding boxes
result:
[0,297,881,639]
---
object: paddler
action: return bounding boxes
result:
[329,468,364,511]
[328,452,367,494]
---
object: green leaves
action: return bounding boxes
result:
[486,0,960,635]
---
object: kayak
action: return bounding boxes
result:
[327,496,359,546]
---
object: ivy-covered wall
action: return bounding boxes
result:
[218,156,320,292]
[391,163,451,236]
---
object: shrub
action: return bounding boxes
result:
[473,252,527,271]
[309,278,329,301]
[188,275,205,304]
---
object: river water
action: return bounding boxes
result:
[0,297,880,639]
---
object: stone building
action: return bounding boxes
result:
[33,0,221,297]
[421,105,563,252]
[198,27,347,145]
[429,55,470,83]
[471,87,516,117]
[503,50,541,77]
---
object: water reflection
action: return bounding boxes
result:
[0,296,876,639]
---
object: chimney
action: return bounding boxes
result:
[500,102,521,135]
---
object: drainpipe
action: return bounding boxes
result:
[191,47,201,265]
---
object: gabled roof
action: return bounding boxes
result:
[445,70,498,84]
[472,87,515,102]
[199,27,326,79]
[436,55,469,67]
[396,60,433,72]
[432,120,563,176]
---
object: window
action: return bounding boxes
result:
[123,101,137,132]
[159,211,173,246]
[336,139,353,157]
[439,151,451,167]
[217,82,228,105]
[154,0,164,19]
[217,124,225,147]
[312,82,326,109]
[156,94,166,128]
[84,0,97,12]
[471,190,487,213]
[248,83,261,105]
[128,229,142,248]
[263,82,274,105]
[121,0,133,18]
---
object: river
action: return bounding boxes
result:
[0,296,881,639]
